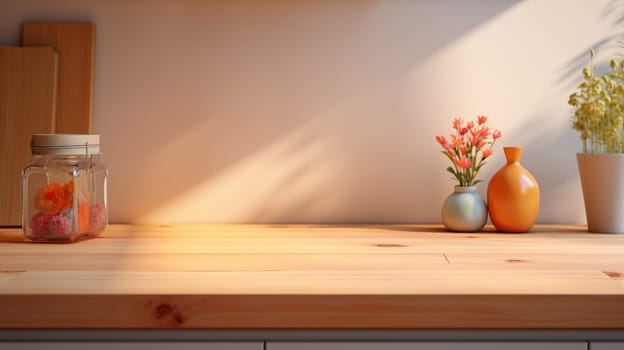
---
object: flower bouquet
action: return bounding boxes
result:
[436,115,501,186]
[435,115,501,232]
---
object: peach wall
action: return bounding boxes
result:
[1,0,618,224]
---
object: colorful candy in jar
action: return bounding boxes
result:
[30,180,105,239]
[89,204,107,232]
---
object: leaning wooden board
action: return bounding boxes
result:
[23,22,95,134]
[0,47,58,226]
[0,224,623,328]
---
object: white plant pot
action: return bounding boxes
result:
[577,153,624,233]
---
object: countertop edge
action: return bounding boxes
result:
[1,294,624,329]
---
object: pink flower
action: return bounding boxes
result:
[435,135,447,145]
[478,115,488,125]
[477,139,486,150]
[492,129,502,140]
[482,149,493,159]
[459,145,467,155]
[451,134,462,147]
[455,157,471,169]
[471,136,480,146]
[447,149,457,159]
[479,126,490,137]
[436,135,451,150]
[452,117,464,130]
[459,127,469,136]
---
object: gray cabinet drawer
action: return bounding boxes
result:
[589,343,624,350]
[266,342,587,350]
[0,343,262,350]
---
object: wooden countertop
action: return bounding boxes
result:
[1,224,624,329]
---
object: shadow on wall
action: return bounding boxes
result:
[5,0,624,225]
[91,0,521,223]
[1,0,521,223]
[559,0,624,92]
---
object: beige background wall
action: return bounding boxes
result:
[1,0,620,224]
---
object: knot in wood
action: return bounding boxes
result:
[375,243,406,248]
[156,303,173,318]
[154,303,185,325]
[603,271,622,279]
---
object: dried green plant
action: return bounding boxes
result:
[569,49,624,153]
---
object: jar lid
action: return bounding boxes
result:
[31,134,101,155]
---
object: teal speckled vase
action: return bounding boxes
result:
[441,185,487,232]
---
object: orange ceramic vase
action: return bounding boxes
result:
[487,147,540,232]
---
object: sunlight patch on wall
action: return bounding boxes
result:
[136,113,340,224]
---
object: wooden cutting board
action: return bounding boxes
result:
[23,22,95,134]
[0,47,58,226]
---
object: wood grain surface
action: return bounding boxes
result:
[0,224,623,329]
[0,46,57,226]
[23,22,95,134]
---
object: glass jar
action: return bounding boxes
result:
[22,134,108,243]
